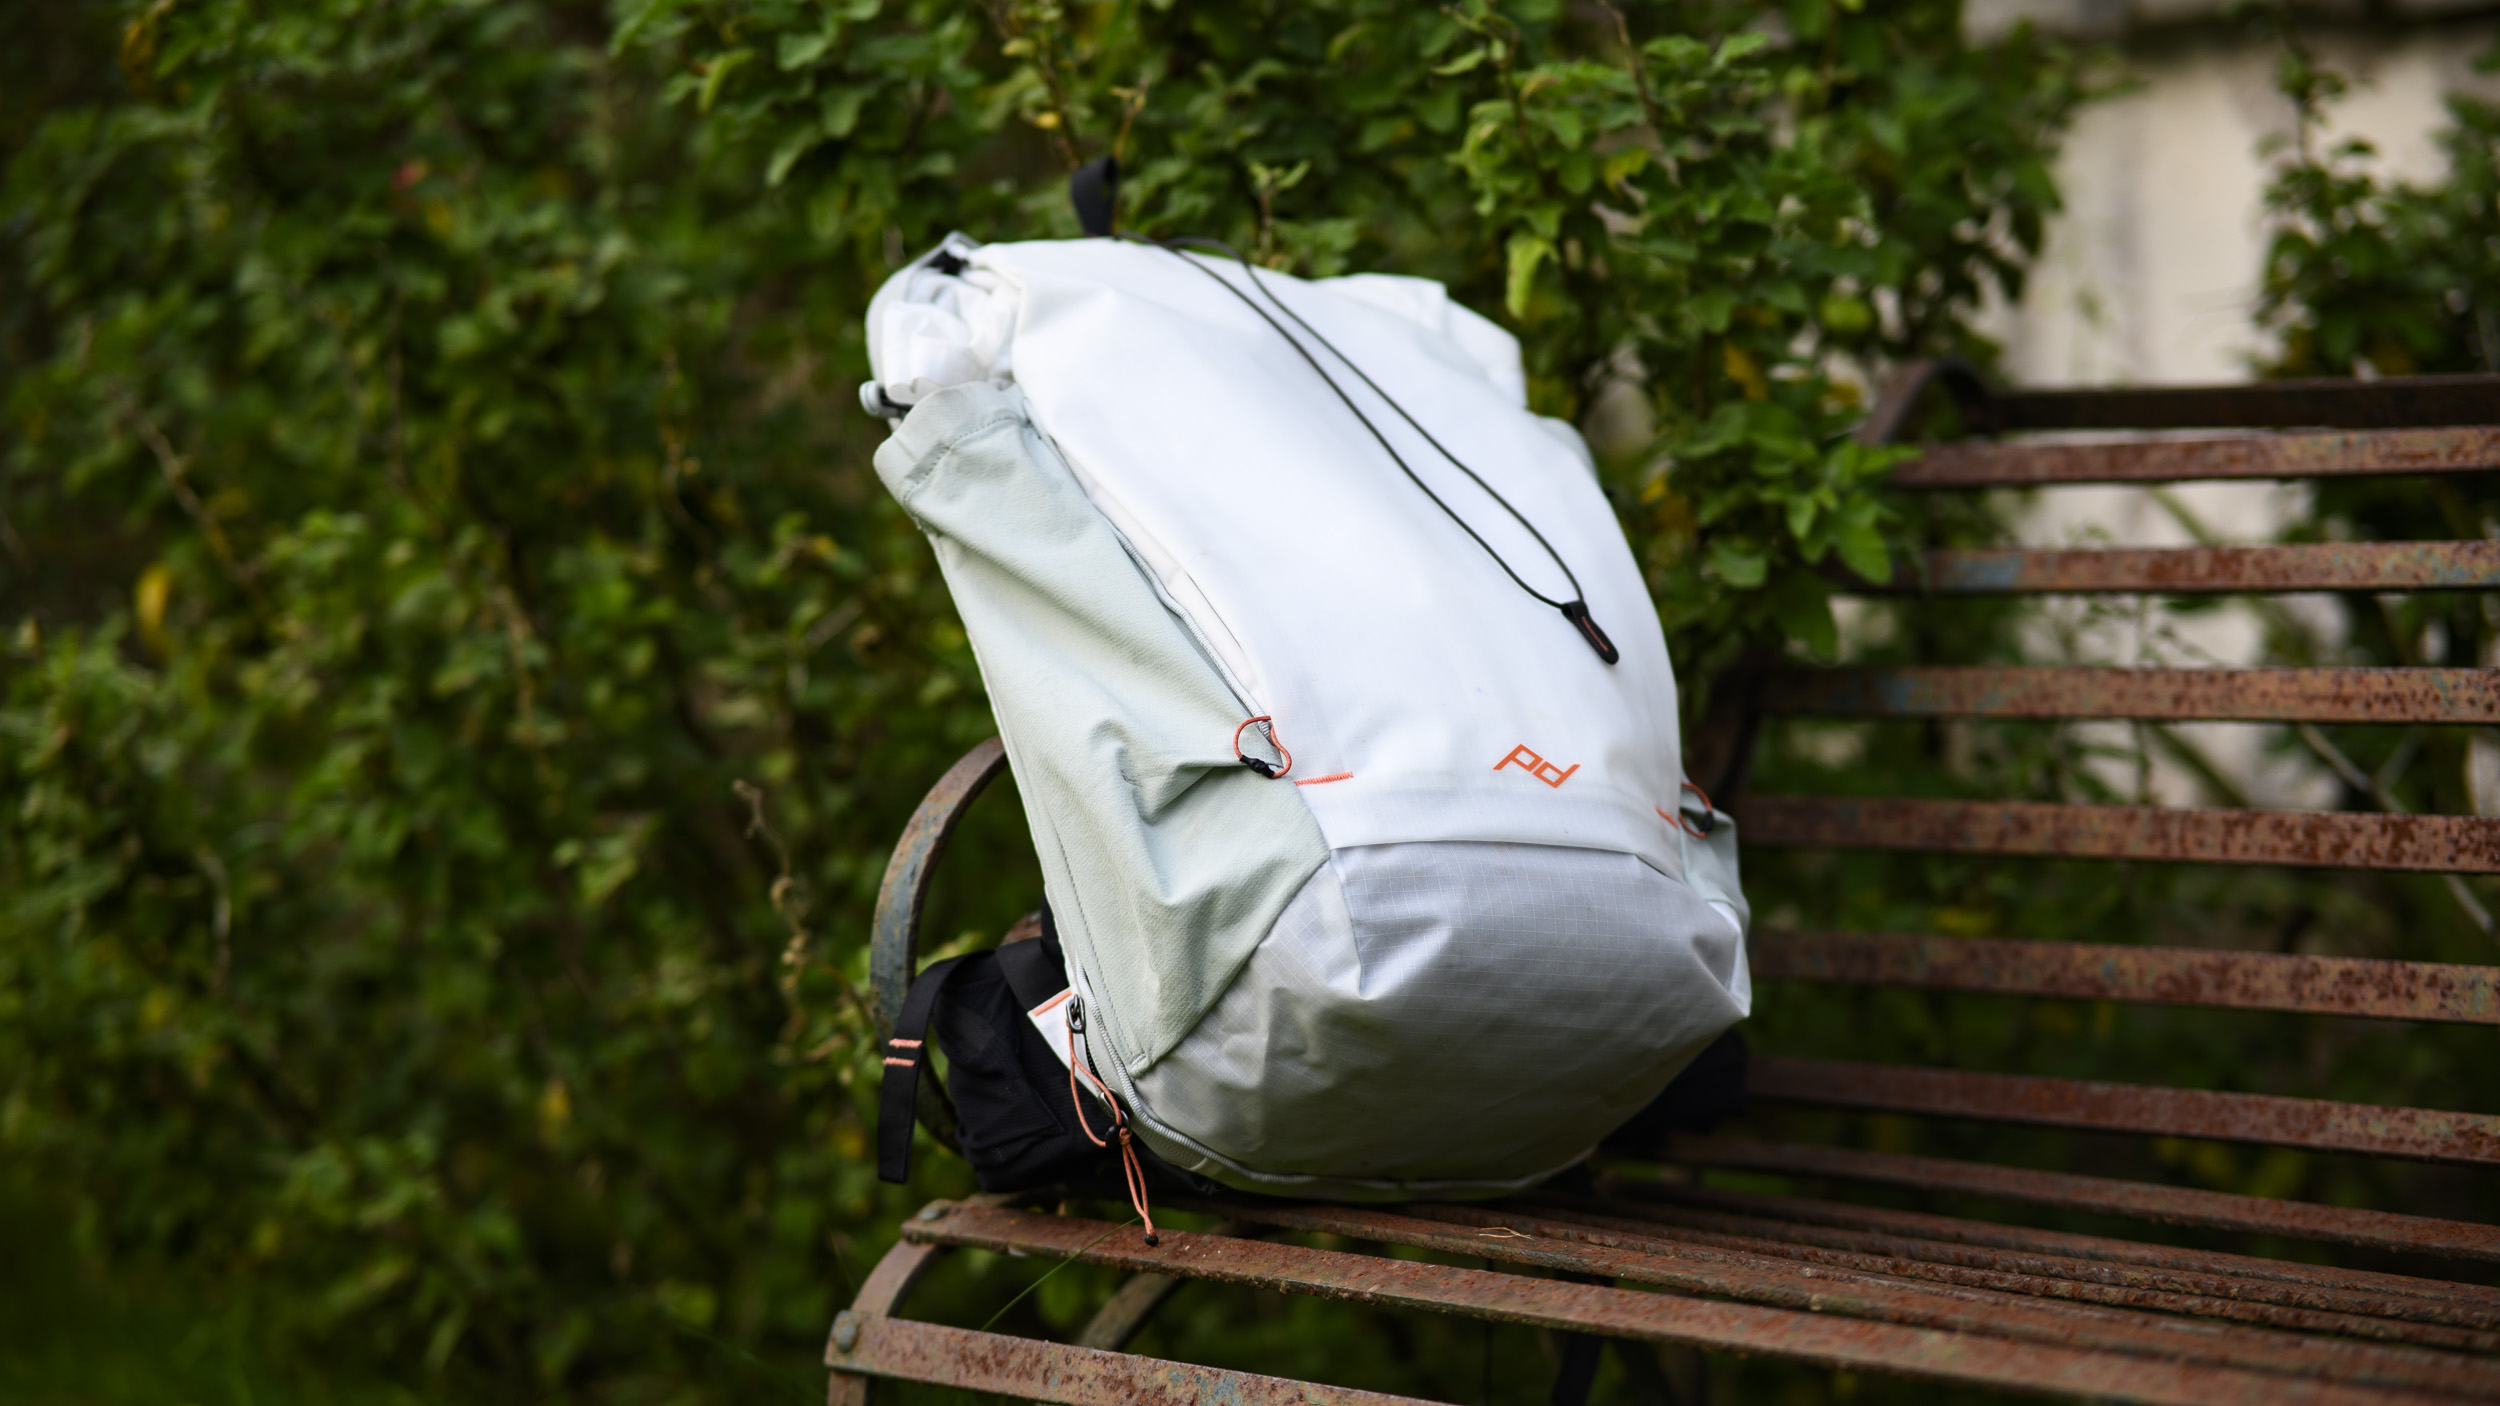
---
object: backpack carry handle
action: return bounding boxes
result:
[1070,157,1119,238]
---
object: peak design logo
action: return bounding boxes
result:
[1494,744,1579,789]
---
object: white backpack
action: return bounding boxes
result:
[865,233,1750,1203]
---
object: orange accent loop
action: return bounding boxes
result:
[1676,779,1717,840]
[1232,716,1293,780]
[1065,1009,1159,1245]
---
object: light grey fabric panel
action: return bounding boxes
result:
[1130,841,1750,1193]
[875,381,1329,1070]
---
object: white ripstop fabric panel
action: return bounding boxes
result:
[1125,842,1752,1199]
[1311,272,1529,408]
[967,239,1694,887]
[872,382,1329,1071]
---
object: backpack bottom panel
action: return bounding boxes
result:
[1123,839,1751,1198]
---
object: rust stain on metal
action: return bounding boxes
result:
[832,1316,1442,1405]
[1494,1200,2500,1363]
[1749,930,2500,1024]
[899,1202,2459,1405]
[1597,1177,2500,1318]
[1239,1198,2500,1394]
[1857,541,2500,595]
[1891,428,2500,488]
[1746,1058,2500,1166]
[1759,666,2500,724]
[1732,796,2500,873]
[1512,1194,2500,1344]
[868,737,1008,1040]
[1670,1137,2500,1265]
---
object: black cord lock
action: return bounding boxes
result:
[1559,601,1619,665]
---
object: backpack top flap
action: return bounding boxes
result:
[910,238,1689,884]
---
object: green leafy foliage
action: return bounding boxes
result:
[2255,35,2500,379]
[663,0,2095,683]
[3,0,2102,1400]
[1437,1,2086,676]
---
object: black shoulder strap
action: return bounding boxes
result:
[991,903,1068,1011]
[1070,156,1119,238]
[877,954,972,1184]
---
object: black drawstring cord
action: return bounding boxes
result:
[1114,232,1619,666]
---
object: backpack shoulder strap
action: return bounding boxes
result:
[877,954,973,1184]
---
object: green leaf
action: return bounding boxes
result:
[697,48,750,114]
[766,121,826,187]
[822,82,872,139]
[779,27,837,70]
[1708,540,1768,587]
[1835,510,1892,584]
[1785,491,1819,542]
[1818,292,1874,334]
[1717,31,1773,65]
[1769,572,1839,660]
[1433,46,1487,76]
[1504,233,1555,319]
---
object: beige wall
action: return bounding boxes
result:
[1981,17,2496,386]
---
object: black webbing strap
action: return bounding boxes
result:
[876,953,973,1184]
[1070,156,1119,238]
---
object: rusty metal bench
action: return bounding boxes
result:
[829,368,2500,1405]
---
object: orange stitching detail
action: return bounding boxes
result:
[1293,772,1354,787]
[881,1056,915,1067]
[888,1038,923,1048]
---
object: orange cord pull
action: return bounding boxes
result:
[1232,716,1293,780]
[1064,1000,1159,1245]
[1676,779,1717,839]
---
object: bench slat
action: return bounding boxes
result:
[1747,1058,2500,1165]
[1358,1201,2497,1386]
[1989,376,2500,432]
[1500,1198,2498,1352]
[1857,541,2500,594]
[1666,1137,2500,1264]
[1759,666,2500,723]
[1749,930,2500,1023]
[1733,797,2500,872]
[1889,428,2500,487]
[907,1202,2456,1406]
[832,1316,1438,1406]
[1597,1177,2499,1315]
